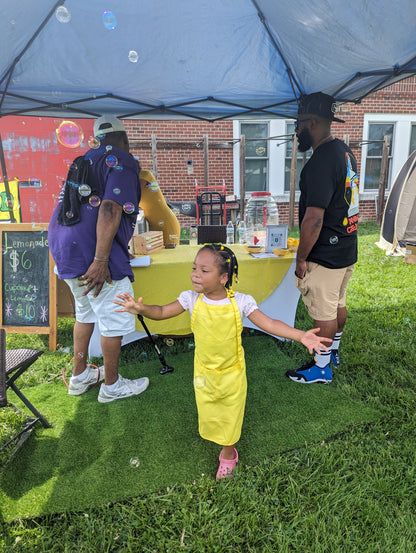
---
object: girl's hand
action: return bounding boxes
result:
[113,292,143,314]
[300,328,333,354]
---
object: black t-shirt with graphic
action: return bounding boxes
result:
[299,138,359,269]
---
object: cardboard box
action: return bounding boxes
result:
[404,243,416,264]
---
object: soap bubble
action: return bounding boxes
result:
[114,165,123,172]
[129,458,140,468]
[56,121,83,148]
[65,211,74,218]
[149,182,159,192]
[165,338,174,347]
[364,244,374,256]
[404,318,410,324]
[128,50,139,63]
[56,6,71,23]
[188,341,195,350]
[78,184,91,197]
[256,146,266,156]
[123,203,135,214]
[89,196,101,207]
[169,233,178,242]
[88,137,100,149]
[103,11,117,30]
[105,155,118,167]
[158,219,165,227]
[194,377,205,389]
[112,188,121,195]
[106,145,112,151]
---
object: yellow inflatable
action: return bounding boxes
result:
[139,170,180,248]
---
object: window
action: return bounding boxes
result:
[409,124,416,156]
[284,123,312,192]
[240,122,269,192]
[364,123,394,190]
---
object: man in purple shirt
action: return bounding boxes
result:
[49,115,149,403]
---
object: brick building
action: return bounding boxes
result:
[127,77,416,227]
[1,78,416,227]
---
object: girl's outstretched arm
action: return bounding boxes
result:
[247,309,332,354]
[114,292,184,320]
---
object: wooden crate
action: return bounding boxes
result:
[131,231,164,255]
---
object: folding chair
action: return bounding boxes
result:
[0,328,51,450]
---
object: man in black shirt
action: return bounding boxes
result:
[286,92,359,384]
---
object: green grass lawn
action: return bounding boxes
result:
[1,222,416,552]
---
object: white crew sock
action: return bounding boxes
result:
[331,331,343,351]
[314,350,331,368]
[71,366,90,382]
[103,377,120,391]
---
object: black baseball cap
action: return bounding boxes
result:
[298,92,345,123]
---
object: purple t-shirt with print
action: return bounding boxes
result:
[49,145,140,281]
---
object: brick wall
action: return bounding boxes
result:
[122,78,416,228]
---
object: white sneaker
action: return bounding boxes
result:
[68,365,105,395]
[98,376,149,403]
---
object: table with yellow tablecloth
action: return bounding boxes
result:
[88,245,300,357]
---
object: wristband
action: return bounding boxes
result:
[94,256,109,262]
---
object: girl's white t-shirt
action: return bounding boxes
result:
[178,290,258,318]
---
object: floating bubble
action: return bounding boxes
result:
[89,195,101,207]
[123,203,135,214]
[56,121,83,148]
[172,207,180,216]
[169,233,178,242]
[165,338,174,347]
[112,188,121,195]
[149,182,159,192]
[194,377,205,389]
[105,155,118,167]
[364,244,374,256]
[114,165,123,172]
[129,458,140,468]
[158,220,165,227]
[56,6,71,23]
[128,50,139,63]
[88,137,101,149]
[256,146,266,156]
[78,184,91,197]
[106,145,113,152]
[249,329,255,335]
[188,341,195,350]
[66,211,74,218]
[71,182,80,189]
[140,351,147,357]
[103,11,117,30]
[404,318,410,324]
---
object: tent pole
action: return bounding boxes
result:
[203,135,209,188]
[0,133,16,223]
[151,133,158,179]
[288,134,298,231]
[377,135,390,226]
[239,135,246,220]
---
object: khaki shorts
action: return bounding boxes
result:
[64,276,136,337]
[295,262,354,321]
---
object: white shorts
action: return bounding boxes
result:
[64,276,136,337]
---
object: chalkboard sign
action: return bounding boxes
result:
[0,224,57,350]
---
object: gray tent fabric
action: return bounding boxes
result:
[2,1,416,121]
[377,150,416,254]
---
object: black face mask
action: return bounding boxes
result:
[297,128,313,152]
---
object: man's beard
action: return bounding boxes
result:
[297,128,313,152]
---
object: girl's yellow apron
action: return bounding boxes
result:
[191,294,247,446]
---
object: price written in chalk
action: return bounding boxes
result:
[9,250,33,273]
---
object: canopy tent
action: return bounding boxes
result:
[377,150,416,255]
[2,1,416,122]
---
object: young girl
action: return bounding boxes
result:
[114,244,332,480]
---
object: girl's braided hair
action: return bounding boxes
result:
[199,244,239,296]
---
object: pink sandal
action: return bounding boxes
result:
[216,448,238,480]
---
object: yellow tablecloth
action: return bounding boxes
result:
[131,245,294,335]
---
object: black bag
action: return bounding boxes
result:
[57,155,98,226]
